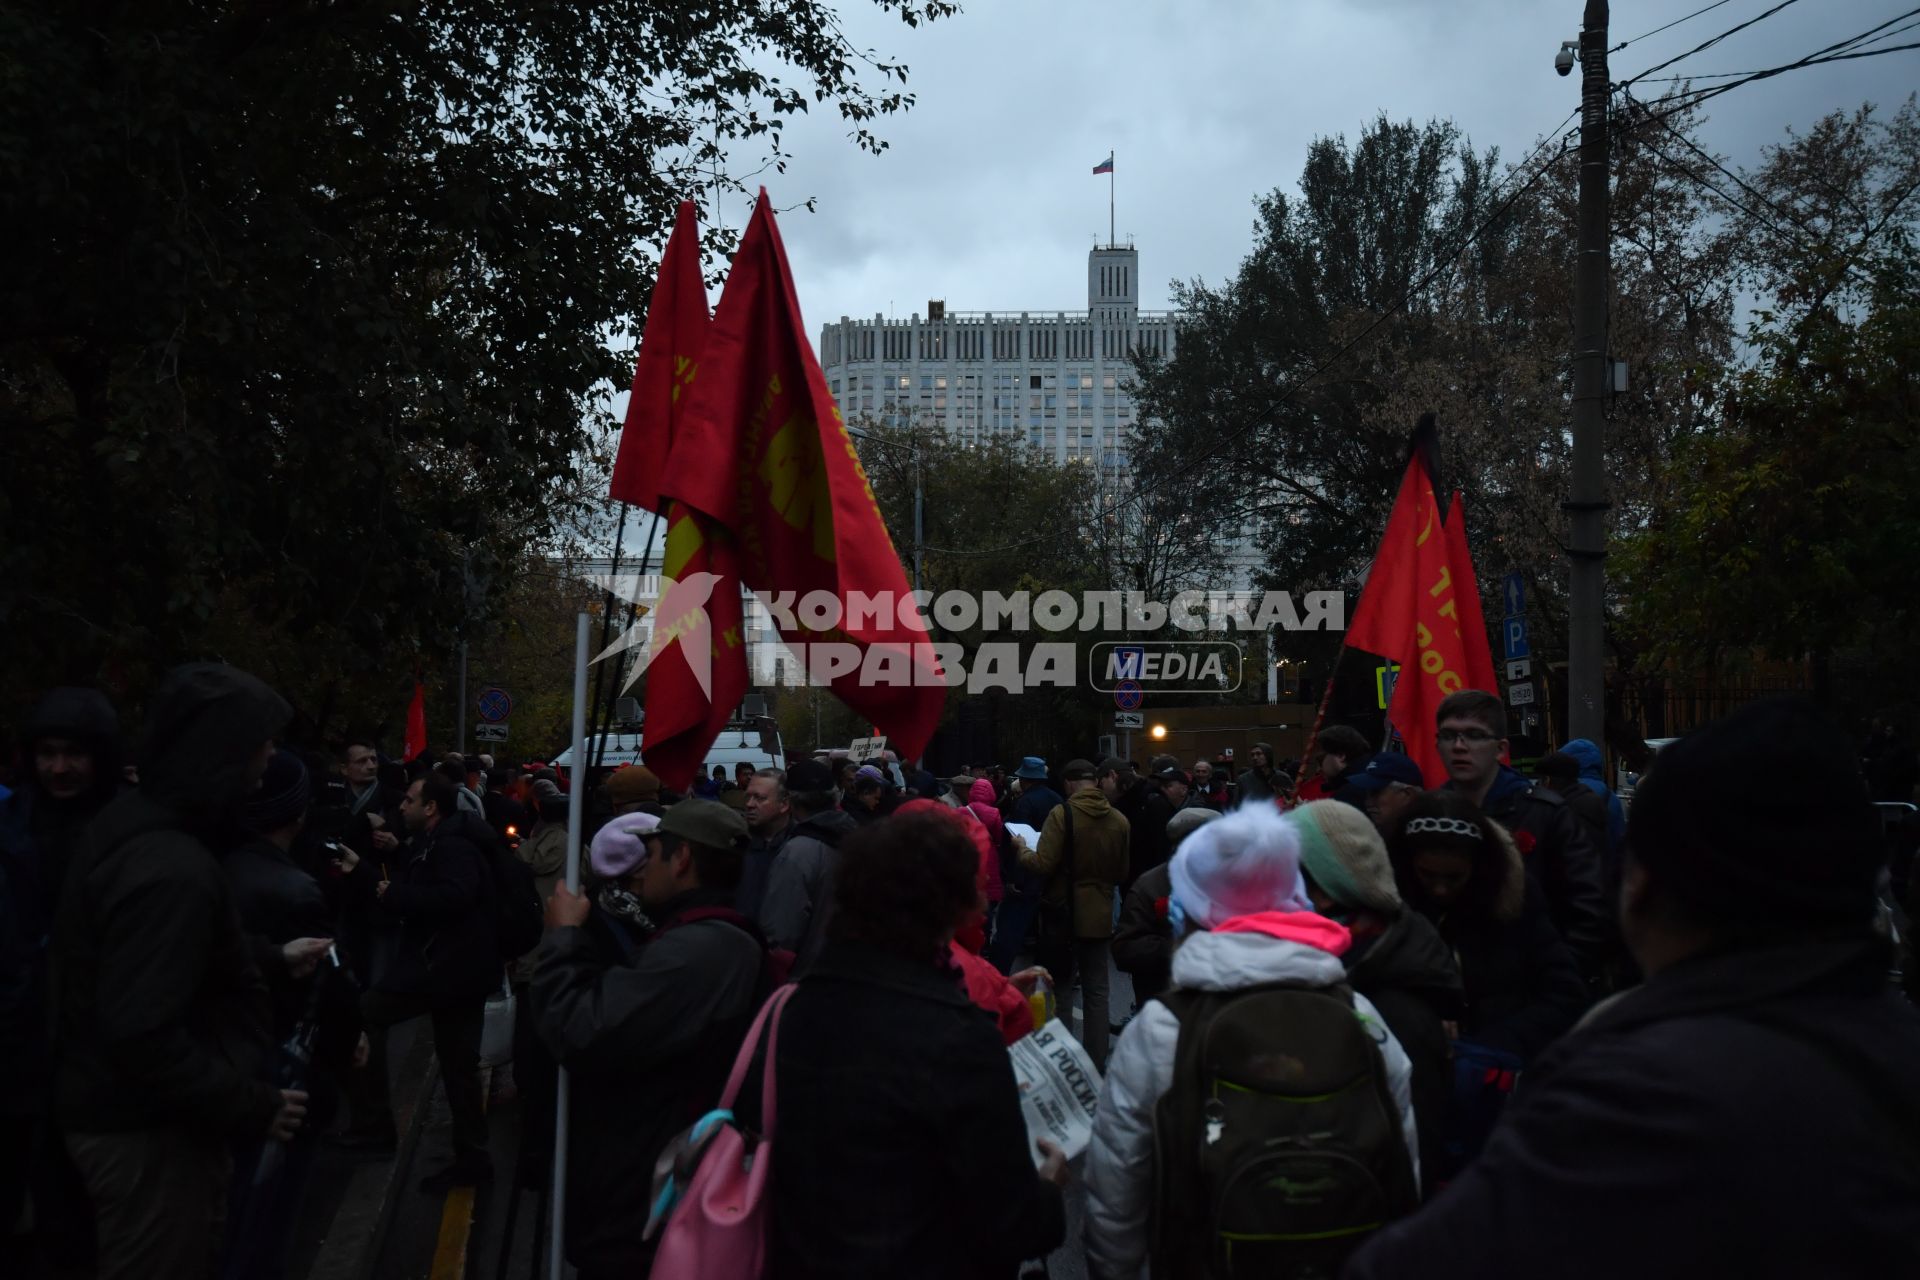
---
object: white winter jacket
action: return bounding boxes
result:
[1082,911,1421,1280]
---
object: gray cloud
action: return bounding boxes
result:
[712,0,1917,336]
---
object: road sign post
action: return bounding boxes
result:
[1114,711,1144,730]
[475,723,509,743]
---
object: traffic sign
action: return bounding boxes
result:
[1374,663,1401,710]
[1503,573,1527,617]
[1502,616,1530,660]
[475,722,509,742]
[1508,682,1536,707]
[1114,681,1144,711]
[477,687,512,724]
[1506,658,1532,681]
[1114,711,1144,729]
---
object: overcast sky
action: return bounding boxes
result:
[701,0,1918,336]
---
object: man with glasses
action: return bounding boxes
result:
[1436,690,1607,983]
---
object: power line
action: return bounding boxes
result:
[1620,0,1805,87]
[1638,36,1920,126]
[1611,0,1734,54]
[918,119,1582,558]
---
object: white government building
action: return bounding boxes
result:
[816,243,1173,471]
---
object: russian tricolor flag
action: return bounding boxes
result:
[1092,153,1113,175]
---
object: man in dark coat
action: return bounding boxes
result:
[0,686,122,1266]
[758,760,857,975]
[989,757,1064,973]
[1437,690,1608,981]
[1349,696,1920,1278]
[358,772,500,1187]
[51,664,306,1279]
[534,800,763,1280]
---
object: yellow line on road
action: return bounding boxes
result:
[426,1063,491,1280]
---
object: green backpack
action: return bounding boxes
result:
[1150,981,1417,1280]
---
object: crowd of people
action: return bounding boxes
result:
[2,668,1917,1279]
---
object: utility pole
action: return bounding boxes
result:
[1566,0,1610,744]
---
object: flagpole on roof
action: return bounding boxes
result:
[1109,151,1115,248]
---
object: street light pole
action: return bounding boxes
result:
[1566,0,1611,743]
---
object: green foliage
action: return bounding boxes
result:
[0,0,952,739]
[1620,251,1920,673]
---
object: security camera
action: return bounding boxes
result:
[1555,41,1579,76]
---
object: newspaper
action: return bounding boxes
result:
[1008,1018,1104,1166]
[1005,822,1041,855]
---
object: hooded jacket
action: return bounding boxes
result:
[1346,935,1920,1278]
[1393,819,1587,1063]
[1562,738,1627,850]
[967,778,1009,904]
[1084,912,1420,1278]
[759,805,858,974]
[1463,766,1608,976]
[1,687,122,1109]
[1022,787,1130,939]
[1113,861,1174,1002]
[51,664,288,1139]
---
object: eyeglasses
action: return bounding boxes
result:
[1436,728,1499,746]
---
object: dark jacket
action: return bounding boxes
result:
[1347,935,1920,1278]
[737,818,793,922]
[758,941,1066,1279]
[1132,787,1175,887]
[1394,822,1587,1064]
[533,888,763,1277]
[759,807,856,974]
[0,687,122,1111]
[1234,765,1276,804]
[1113,860,1174,1001]
[375,810,500,1001]
[1008,782,1063,832]
[51,664,288,1140]
[1463,767,1608,977]
[1342,909,1464,1184]
[224,835,363,1088]
[313,777,400,859]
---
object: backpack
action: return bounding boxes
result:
[646,983,797,1279]
[459,815,543,961]
[1150,980,1417,1280]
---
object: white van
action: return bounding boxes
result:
[550,720,785,780]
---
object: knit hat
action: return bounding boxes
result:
[785,759,834,793]
[605,764,661,807]
[1168,804,1312,932]
[590,811,661,879]
[854,764,887,784]
[1288,800,1402,916]
[1167,806,1221,848]
[240,749,310,833]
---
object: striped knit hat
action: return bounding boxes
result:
[1288,800,1402,916]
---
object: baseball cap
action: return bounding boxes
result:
[657,798,750,851]
[1063,758,1097,781]
[1155,765,1191,786]
[1344,752,1424,793]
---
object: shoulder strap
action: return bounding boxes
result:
[714,982,797,1122]
[1061,798,1077,887]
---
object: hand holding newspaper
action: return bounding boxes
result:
[1007,1018,1104,1167]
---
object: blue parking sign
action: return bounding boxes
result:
[1503,617,1530,660]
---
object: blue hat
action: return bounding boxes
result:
[1014,756,1048,781]
[1344,752,1424,792]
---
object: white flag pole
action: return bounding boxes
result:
[549,611,590,1278]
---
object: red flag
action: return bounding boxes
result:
[1443,491,1500,698]
[609,201,706,512]
[1379,476,1484,785]
[665,191,943,761]
[402,681,427,762]
[607,203,752,791]
[1344,417,1439,661]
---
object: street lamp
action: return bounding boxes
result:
[1150,723,1168,741]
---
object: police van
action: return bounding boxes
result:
[548,694,784,780]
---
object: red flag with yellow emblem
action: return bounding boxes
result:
[606,202,750,791]
[663,191,943,761]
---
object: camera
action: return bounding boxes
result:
[1555,41,1579,77]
